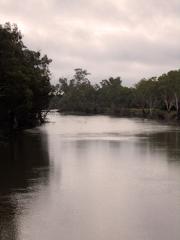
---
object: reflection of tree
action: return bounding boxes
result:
[0,133,50,240]
[0,200,18,240]
[140,131,180,162]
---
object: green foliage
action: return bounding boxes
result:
[53,71,134,114]
[158,70,180,117]
[134,77,158,115]
[97,77,132,113]
[0,23,52,129]
[52,68,180,120]
[54,69,96,113]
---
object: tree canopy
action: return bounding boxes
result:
[0,23,52,129]
[52,68,180,120]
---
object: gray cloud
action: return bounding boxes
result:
[1,0,180,85]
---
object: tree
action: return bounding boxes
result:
[52,66,180,120]
[135,77,158,116]
[0,23,52,129]
[97,77,122,112]
[56,69,96,113]
[158,73,175,113]
[158,70,180,119]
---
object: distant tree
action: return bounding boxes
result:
[135,77,158,116]
[158,70,180,118]
[167,70,180,118]
[73,68,90,85]
[56,69,96,113]
[97,77,122,112]
[53,66,180,120]
[158,74,175,112]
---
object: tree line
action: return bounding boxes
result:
[52,68,180,120]
[1,22,180,131]
[0,23,52,130]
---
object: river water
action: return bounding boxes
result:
[0,113,180,240]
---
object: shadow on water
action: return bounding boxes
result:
[0,132,50,240]
[1,114,180,240]
[138,130,180,163]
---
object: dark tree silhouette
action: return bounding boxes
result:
[0,23,52,129]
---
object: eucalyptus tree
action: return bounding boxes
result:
[157,70,180,118]
[166,70,180,118]
[135,77,158,116]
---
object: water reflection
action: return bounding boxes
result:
[0,133,50,240]
[145,131,180,162]
[1,114,180,240]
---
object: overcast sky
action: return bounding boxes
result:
[1,0,180,85]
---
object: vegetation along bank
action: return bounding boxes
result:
[1,22,180,132]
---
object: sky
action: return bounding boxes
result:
[1,0,180,86]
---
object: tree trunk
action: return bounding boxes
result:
[174,93,179,116]
[164,98,173,112]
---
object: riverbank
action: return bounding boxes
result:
[0,108,178,139]
[58,108,179,123]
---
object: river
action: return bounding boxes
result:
[0,113,180,240]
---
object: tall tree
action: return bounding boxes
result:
[135,77,158,116]
[0,23,52,129]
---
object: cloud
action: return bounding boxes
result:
[1,0,180,85]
